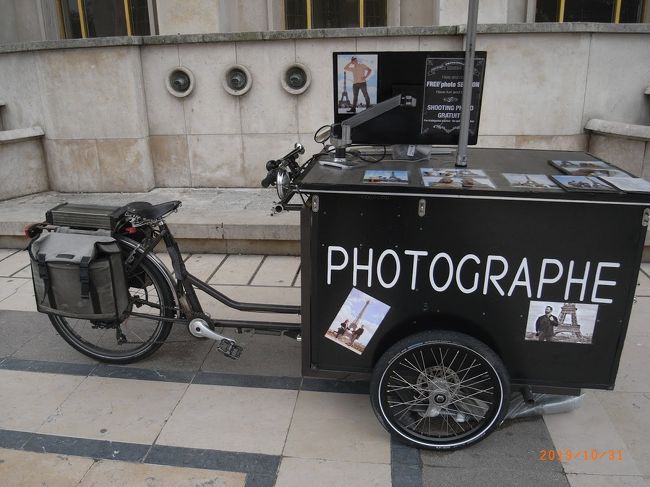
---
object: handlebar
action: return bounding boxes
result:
[260,143,307,214]
[260,143,305,188]
[261,165,277,188]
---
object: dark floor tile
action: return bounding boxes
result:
[421,417,564,473]
[201,332,301,377]
[422,466,569,487]
[194,370,301,389]
[0,311,48,357]
[92,364,194,383]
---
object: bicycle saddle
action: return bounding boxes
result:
[124,200,182,220]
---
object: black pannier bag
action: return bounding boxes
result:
[28,231,130,321]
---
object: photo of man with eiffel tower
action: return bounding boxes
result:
[336,54,378,114]
[525,301,597,344]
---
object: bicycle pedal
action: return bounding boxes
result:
[218,339,243,360]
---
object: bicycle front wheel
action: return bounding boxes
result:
[370,330,510,450]
[49,254,175,364]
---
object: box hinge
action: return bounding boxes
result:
[312,195,319,213]
[418,199,426,217]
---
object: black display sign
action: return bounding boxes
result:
[332,51,487,146]
[421,57,486,139]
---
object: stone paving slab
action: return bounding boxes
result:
[11,264,31,278]
[0,277,29,302]
[0,448,95,487]
[210,255,265,285]
[0,249,16,263]
[183,253,226,281]
[0,310,44,357]
[0,369,85,432]
[283,390,391,464]
[156,383,298,455]
[543,392,642,476]
[627,297,650,336]
[275,457,392,487]
[79,455,247,487]
[37,375,189,445]
[594,391,650,477]
[613,335,649,393]
[0,278,35,312]
[251,256,301,287]
[0,250,28,276]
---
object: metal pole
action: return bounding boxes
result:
[455,0,479,167]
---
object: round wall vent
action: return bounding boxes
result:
[165,66,195,98]
[223,64,253,96]
[281,63,311,95]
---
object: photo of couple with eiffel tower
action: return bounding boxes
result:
[525,300,597,344]
[325,287,390,355]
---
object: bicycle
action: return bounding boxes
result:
[27,143,310,365]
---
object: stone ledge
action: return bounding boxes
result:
[645,87,650,95]
[0,36,142,54]
[463,22,650,34]
[585,119,650,142]
[0,127,45,145]
[0,188,300,253]
[2,23,649,54]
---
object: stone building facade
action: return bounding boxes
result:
[0,2,649,197]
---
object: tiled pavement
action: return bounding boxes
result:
[0,249,648,486]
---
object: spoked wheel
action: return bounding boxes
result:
[49,255,175,364]
[370,330,510,450]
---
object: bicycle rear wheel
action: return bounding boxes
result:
[49,254,175,364]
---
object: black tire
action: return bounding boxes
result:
[49,249,175,364]
[370,330,510,450]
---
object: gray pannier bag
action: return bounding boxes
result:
[28,231,130,321]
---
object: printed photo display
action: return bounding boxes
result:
[421,168,487,178]
[336,54,378,115]
[363,170,409,184]
[503,173,558,189]
[551,175,617,192]
[524,300,598,344]
[549,159,629,178]
[598,176,650,194]
[420,168,495,189]
[324,288,391,355]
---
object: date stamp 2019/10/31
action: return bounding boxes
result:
[540,449,623,462]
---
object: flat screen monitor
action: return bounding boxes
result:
[332,51,487,146]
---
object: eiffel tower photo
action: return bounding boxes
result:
[346,300,369,333]
[554,303,590,343]
[338,72,351,109]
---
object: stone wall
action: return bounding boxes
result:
[0,132,48,201]
[586,120,650,180]
[0,24,648,192]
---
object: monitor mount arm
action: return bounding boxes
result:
[330,94,417,162]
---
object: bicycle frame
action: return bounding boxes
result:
[124,220,302,337]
